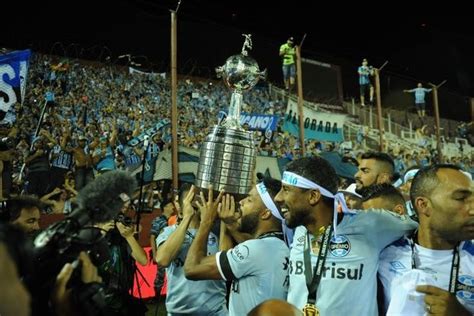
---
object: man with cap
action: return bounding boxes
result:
[279,37,296,92]
[184,178,289,316]
[274,156,417,315]
[379,164,474,315]
[338,183,362,210]
[392,166,420,219]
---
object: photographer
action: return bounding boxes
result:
[96,194,148,316]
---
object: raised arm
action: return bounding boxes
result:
[218,194,237,251]
[184,186,223,280]
[155,190,194,267]
[109,122,118,146]
[40,187,62,206]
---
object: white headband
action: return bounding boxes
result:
[256,182,282,221]
[403,169,419,184]
[392,178,403,188]
[256,182,294,245]
[282,171,355,236]
[461,170,473,181]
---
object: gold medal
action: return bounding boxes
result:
[303,303,320,316]
[311,237,320,254]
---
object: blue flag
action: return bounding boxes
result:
[0,49,31,121]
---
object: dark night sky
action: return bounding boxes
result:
[2,1,474,120]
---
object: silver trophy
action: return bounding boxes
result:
[195,34,266,195]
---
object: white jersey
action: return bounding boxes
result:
[216,234,289,316]
[379,237,474,315]
[288,209,418,315]
[156,226,227,315]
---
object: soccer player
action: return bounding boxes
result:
[184,179,289,316]
[274,156,417,315]
[360,183,406,215]
[379,164,474,315]
[155,183,227,315]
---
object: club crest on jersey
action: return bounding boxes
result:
[457,275,474,303]
[329,235,351,257]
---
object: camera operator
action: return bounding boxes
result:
[96,193,148,316]
[0,237,103,316]
[3,171,139,316]
[51,251,103,316]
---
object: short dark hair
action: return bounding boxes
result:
[410,164,461,213]
[0,196,44,222]
[285,157,339,207]
[257,174,282,199]
[361,183,405,207]
[361,151,395,176]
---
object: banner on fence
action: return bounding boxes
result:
[0,49,31,123]
[282,99,346,142]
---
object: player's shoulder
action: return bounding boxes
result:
[380,236,411,260]
[351,208,415,223]
[242,236,286,252]
[461,240,474,256]
[389,236,411,249]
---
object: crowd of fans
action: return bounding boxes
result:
[0,53,471,202]
[0,51,473,316]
